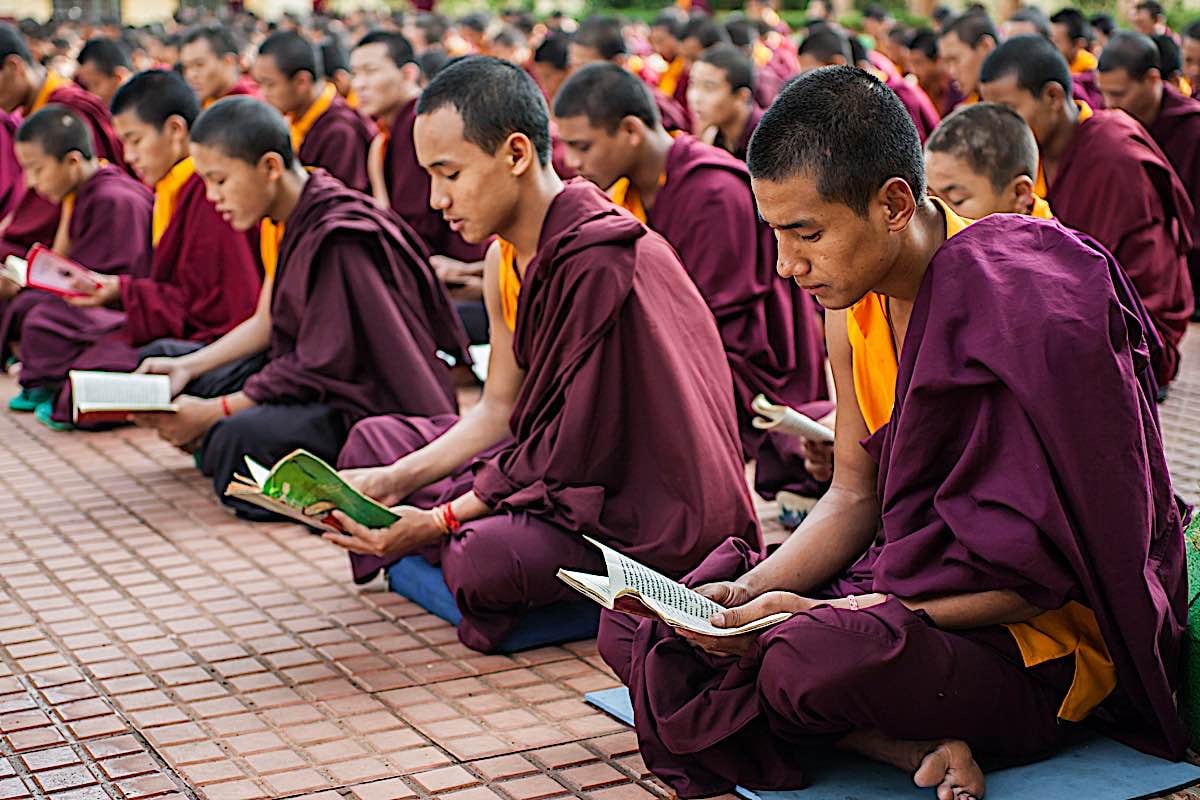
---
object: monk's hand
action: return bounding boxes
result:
[800,410,836,483]
[322,507,440,559]
[136,357,192,397]
[131,395,220,451]
[694,581,756,609]
[67,273,120,308]
[709,591,815,630]
[0,277,19,301]
[339,465,415,508]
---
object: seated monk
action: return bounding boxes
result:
[75,37,133,109]
[5,106,153,421]
[132,97,468,517]
[553,62,829,499]
[1097,32,1200,327]
[33,70,261,429]
[687,43,762,162]
[253,31,373,194]
[327,56,760,654]
[0,109,19,223]
[598,65,1188,800]
[937,11,999,108]
[981,34,1193,389]
[179,25,259,109]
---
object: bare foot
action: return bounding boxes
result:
[913,740,985,800]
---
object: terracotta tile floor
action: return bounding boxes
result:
[0,324,1197,800]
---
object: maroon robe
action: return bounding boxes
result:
[1072,70,1106,110]
[886,73,940,144]
[213,73,259,103]
[1147,84,1200,307]
[0,110,21,221]
[15,165,154,389]
[643,135,827,487]
[599,215,1187,796]
[297,94,374,194]
[652,86,693,134]
[711,104,763,163]
[1045,109,1194,385]
[43,170,262,421]
[383,98,489,263]
[341,180,761,651]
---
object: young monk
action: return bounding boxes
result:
[906,28,963,118]
[133,97,467,516]
[553,62,829,499]
[981,35,1193,388]
[75,37,133,108]
[1097,32,1200,322]
[687,43,762,162]
[1184,22,1200,95]
[179,25,258,109]
[329,56,760,654]
[5,106,153,420]
[32,70,261,429]
[650,9,692,112]
[598,65,1187,800]
[253,31,372,194]
[937,10,998,107]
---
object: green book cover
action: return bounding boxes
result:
[247,449,400,528]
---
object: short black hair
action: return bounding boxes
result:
[533,34,569,71]
[1008,7,1051,39]
[682,16,730,49]
[190,95,294,168]
[457,12,491,34]
[925,102,1038,190]
[111,69,200,128]
[0,24,32,65]
[552,61,660,132]
[1090,13,1116,37]
[652,9,688,40]
[1152,33,1183,76]
[489,25,526,50]
[574,16,627,60]
[980,34,1073,99]
[1186,20,1200,42]
[354,30,415,67]
[412,13,450,46]
[699,42,756,92]
[724,17,756,48]
[257,30,322,80]
[1049,8,1092,43]
[1135,1,1164,18]
[1098,31,1161,77]
[863,4,892,22]
[416,49,450,82]
[932,5,955,25]
[320,38,350,76]
[17,105,94,160]
[906,28,939,60]
[78,37,132,76]
[798,25,852,64]
[417,55,551,166]
[747,65,925,217]
[181,24,240,57]
[941,10,998,47]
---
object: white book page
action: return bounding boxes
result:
[2,256,28,287]
[71,371,173,410]
[585,536,728,628]
[751,394,834,442]
[244,457,271,488]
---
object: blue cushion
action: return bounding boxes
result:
[386,555,599,653]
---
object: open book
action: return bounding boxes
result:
[557,537,791,637]
[69,371,178,424]
[225,449,400,533]
[2,245,103,298]
[751,394,835,442]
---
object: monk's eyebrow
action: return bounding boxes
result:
[427,159,457,170]
[774,218,818,231]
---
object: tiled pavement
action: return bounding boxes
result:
[0,324,1197,800]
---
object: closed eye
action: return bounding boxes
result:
[801,231,822,242]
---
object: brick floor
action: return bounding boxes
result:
[0,323,1198,800]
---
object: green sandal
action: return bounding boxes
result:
[8,386,55,413]
[34,400,74,432]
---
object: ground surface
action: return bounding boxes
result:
[0,325,1197,800]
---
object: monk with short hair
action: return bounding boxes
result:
[328,56,760,654]
[981,34,1192,388]
[687,43,762,162]
[179,25,258,109]
[599,64,1187,800]
[937,10,998,107]
[75,37,132,107]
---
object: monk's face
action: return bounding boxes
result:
[0,55,31,112]
[568,43,605,68]
[938,31,991,97]
[1182,36,1200,91]
[13,143,84,203]
[350,43,414,120]
[1096,68,1161,127]
[687,61,745,132]
[113,111,188,187]
[413,107,523,244]
[979,75,1057,147]
[74,61,127,108]
[190,143,275,232]
[554,115,639,192]
[650,26,680,62]
[252,55,310,118]
[906,49,942,90]
[925,151,1032,218]
[181,39,237,104]
[752,172,910,310]
[1050,24,1079,62]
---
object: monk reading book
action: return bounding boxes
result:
[326,56,760,654]
[981,34,1193,389]
[597,65,1188,800]
[5,105,153,426]
[553,62,829,500]
[33,70,261,430]
[132,97,468,517]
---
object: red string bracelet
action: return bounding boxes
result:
[442,503,462,535]
[220,395,232,417]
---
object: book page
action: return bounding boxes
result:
[244,457,271,489]
[751,394,834,442]
[2,256,28,287]
[71,371,172,409]
[28,246,99,295]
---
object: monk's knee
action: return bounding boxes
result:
[337,415,430,470]
[441,521,525,613]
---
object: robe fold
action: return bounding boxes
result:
[711,104,763,163]
[383,98,489,263]
[600,214,1187,797]
[0,111,21,221]
[1045,109,1194,384]
[1147,85,1200,308]
[296,93,374,194]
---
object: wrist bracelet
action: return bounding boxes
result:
[442,503,462,535]
[846,594,860,611]
[220,395,232,417]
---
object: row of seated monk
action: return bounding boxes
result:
[0,18,1196,800]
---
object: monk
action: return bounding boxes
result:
[0,110,19,222]
[319,38,357,108]
[906,28,963,118]
[5,106,153,423]
[1184,22,1200,95]
[1051,9,1102,104]
[553,62,829,499]
[937,10,997,107]
[75,37,132,108]
[179,25,258,109]
[598,65,1187,800]
[254,31,372,194]
[687,43,762,162]
[132,97,467,517]
[981,35,1193,388]
[650,9,692,112]
[34,70,261,429]
[327,56,760,654]
[1097,32,1200,322]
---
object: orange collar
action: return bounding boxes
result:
[28,71,69,114]
[1069,49,1098,74]
[152,157,195,247]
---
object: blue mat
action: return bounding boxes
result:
[386,555,600,653]
[585,686,1200,800]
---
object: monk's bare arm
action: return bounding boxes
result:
[894,590,1043,629]
[739,310,881,597]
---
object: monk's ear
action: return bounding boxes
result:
[162,115,189,147]
[503,132,537,176]
[258,151,286,182]
[618,115,644,145]
[878,176,917,232]
[400,62,422,86]
[1009,175,1036,215]
[977,35,997,54]
[734,86,754,104]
